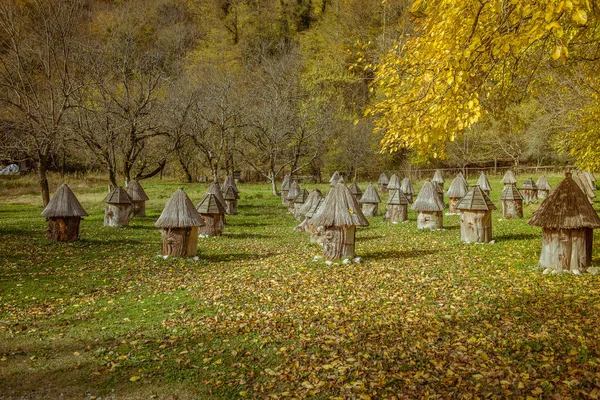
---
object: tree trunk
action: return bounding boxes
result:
[108,167,118,189]
[270,170,278,196]
[39,159,50,207]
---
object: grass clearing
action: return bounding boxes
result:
[1,175,600,399]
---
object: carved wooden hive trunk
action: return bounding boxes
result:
[161,226,199,257]
[198,214,223,237]
[361,203,378,217]
[384,204,407,222]
[104,204,132,227]
[460,210,493,243]
[502,199,523,219]
[225,200,238,215]
[448,198,461,215]
[132,200,146,217]
[522,189,538,204]
[417,211,442,230]
[539,228,593,272]
[46,217,81,242]
[322,225,356,260]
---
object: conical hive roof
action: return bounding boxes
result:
[536,176,551,191]
[223,185,237,201]
[401,178,414,195]
[387,188,409,205]
[41,184,88,217]
[359,183,381,204]
[378,173,389,185]
[501,170,517,185]
[329,171,341,186]
[432,169,444,184]
[207,182,226,208]
[155,188,204,228]
[520,178,538,190]
[305,197,324,219]
[411,181,445,212]
[286,181,301,201]
[126,180,149,201]
[105,186,132,204]
[294,188,309,204]
[196,192,226,215]
[528,173,600,229]
[222,176,239,195]
[311,183,369,227]
[477,172,492,191]
[348,183,362,198]
[446,175,468,198]
[573,171,595,198]
[500,184,523,201]
[298,189,323,217]
[387,174,401,190]
[457,171,468,188]
[337,176,346,186]
[457,185,496,211]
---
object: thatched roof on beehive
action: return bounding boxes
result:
[298,189,322,217]
[41,184,88,218]
[329,171,341,186]
[223,185,238,201]
[305,197,324,219]
[528,173,600,229]
[387,189,409,205]
[573,171,596,198]
[286,181,301,201]
[457,185,496,211]
[520,178,538,190]
[196,193,226,215]
[126,180,149,202]
[222,176,239,194]
[387,174,401,190]
[536,176,551,191]
[378,173,389,185]
[432,169,444,184]
[105,186,132,204]
[281,174,291,191]
[446,175,468,198]
[411,181,445,212]
[477,172,492,191]
[349,183,362,198]
[359,183,381,204]
[207,182,226,208]
[500,184,523,201]
[311,183,369,227]
[401,178,414,195]
[155,188,204,228]
[501,170,517,184]
[294,189,309,204]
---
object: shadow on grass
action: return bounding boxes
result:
[201,251,275,263]
[494,233,538,241]
[362,249,439,260]
[223,232,275,240]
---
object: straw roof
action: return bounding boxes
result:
[387,174,401,190]
[411,181,445,212]
[387,189,409,205]
[298,189,323,217]
[41,184,88,218]
[105,186,132,204]
[348,183,362,198]
[528,173,600,229]
[305,197,324,219]
[286,181,301,201]
[432,169,444,184]
[477,172,492,191]
[155,188,204,228]
[223,185,237,201]
[281,174,291,191]
[500,184,523,201]
[126,180,149,202]
[401,178,414,196]
[294,188,309,204]
[520,178,538,190]
[378,173,389,185]
[359,183,381,204]
[446,175,468,198]
[457,185,496,211]
[311,183,369,227]
[329,171,341,186]
[501,170,517,184]
[196,193,226,215]
[536,176,551,191]
[573,171,596,198]
[207,182,226,208]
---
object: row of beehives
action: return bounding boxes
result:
[40,178,240,258]
[284,170,600,274]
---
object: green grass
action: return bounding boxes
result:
[1,174,600,399]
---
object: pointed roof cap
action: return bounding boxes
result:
[378,173,389,185]
[196,193,226,215]
[359,183,381,204]
[528,173,600,229]
[573,171,595,198]
[298,189,323,218]
[432,169,444,184]
[477,172,492,191]
[520,178,538,190]
[501,170,517,184]
[337,176,346,185]
[387,188,409,205]
[223,185,238,201]
[536,176,551,191]
[222,176,239,194]
[286,181,301,200]
[281,174,291,191]
[411,180,445,212]
[105,186,132,204]
[401,177,414,195]
[294,188,309,204]
[207,182,226,208]
[457,171,468,187]
[126,180,149,201]
[41,184,88,217]
[329,171,341,186]
[155,188,204,228]
[348,183,362,198]
[311,183,369,227]
[446,175,468,198]
[387,174,401,190]
[500,183,523,201]
[457,185,496,211]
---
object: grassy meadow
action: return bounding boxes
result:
[1,174,600,399]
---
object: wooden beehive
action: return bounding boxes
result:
[573,171,595,204]
[126,180,149,217]
[303,196,325,244]
[348,183,362,202]
[104,186,133,227]
[286,180,301,213]
[281,174,291,205]
[384,189,409,223]
[310,184,369,260]
[446,175,468,215]
[500,183,523,219]
[477,172,492,196]
[358,183,381,217]
[536,176,551,200]
[457,185,496,243]
[329,171,341,187]
[207,182,227,225]
[401,178,414,203]
[520,178,538,204]
[378,172,389,192]
[528,172,600,273]
[196,192,226,237]
[501,170,517,190]
[293,189,309,221]
[411,180,445,230]
[432,169,445,192]
[387,174,401,191]
[223,185,239,215]
[41,184,88,241]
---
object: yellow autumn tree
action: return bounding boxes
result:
[369,0,597,158]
